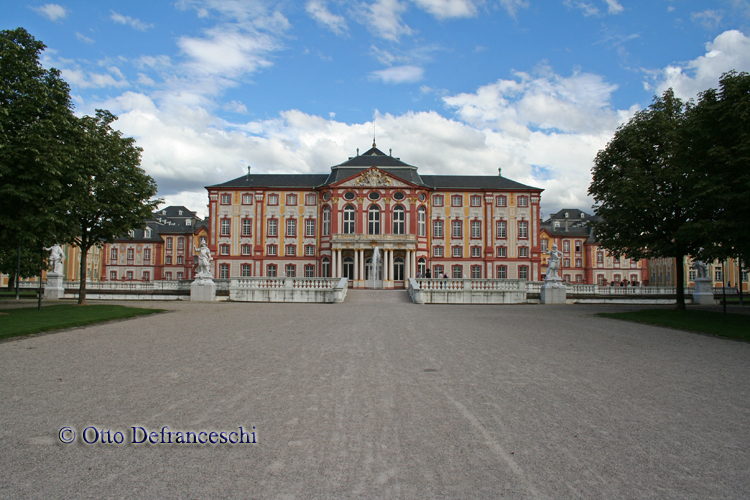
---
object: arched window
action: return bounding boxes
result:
[322,257,330,277]
[393,205,405,235]
[418,258,426,276]
[393,257,404,281]
[343,256,354,280]
[343,205,355,234]
[368,205,380,235]
[418,206,426,237]
[322,206,331,236]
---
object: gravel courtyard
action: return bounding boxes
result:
[1,292,749,499]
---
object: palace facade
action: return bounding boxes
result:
[205,145,544,288]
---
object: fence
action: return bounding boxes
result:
[230,277,348,303]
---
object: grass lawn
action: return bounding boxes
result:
[0,304,165,341]
[597,309,750,341]
[0,290,38,299]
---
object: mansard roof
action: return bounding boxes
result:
[323,167,427,187]
[420,175,541,191]
[207,174,329,189]
[334,146,415,168]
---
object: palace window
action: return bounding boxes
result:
[715,267,723,281]
[286,194,297,206]
[418,258,426,276]
[177,238,184,251]
[144,248,151,262]
[166,238,173,251]
[452,265,463,278]
[418,207,426,237]
[266,245,277,256]
[305,264,315,277]
[496,246,507,258]
[286,218,296,237]
[322,206,331,236]
[394,258,404,281]
[471,266,482,278]
[575,258,582,268]
[219,264,229,279]
[285,245,296,256]
[518,266,529,280]
[471,220,481,239]
[242,219,252,236]
[220,245,230,255]
[165,256,172,265]
[369,206,380,235]
[497,265,507,279]
[241,244,252,255]
[242,193,253,205]
[597,275,605,285]
[144,227,152,238]
[496,196,507,207]
[220,194,231,205]
[433,265,444,278]
[471,246,481,258]
[343,205,355,234]
[563,258,570,267]
[433,195,444,207]
[597,252,604,264]
[393,205,405,235]
[177,256,183,265]
[563,240,570,253]
[496,221,507,239]
[451,220,462,239]
[518,196,528,207]
[322,257,330,277]
[267,264,277,277]
[268,194,279,205]
[575,241,582,252]
[110,270,117,281]
[518,221,528,239]
[541,239,548,252]
[576,275,583,283]
[165,272,172,280]
[433,220,443,238]
[519,247,528,258]
[452,246,463,258]
[267,219,278,237]
[343,258,353,280]
[470,195,482,207]
[305,245,315,256]
[564,274,570,282]
[305,194,317,206]
[451,195,463,207]
[143,271,150,282]
[220,219,230,236]
[614,274,621,283]
[285,264,296,277]
[305,219,316,237]
[433,246,443,258]
[241,264,252,277]
[127,248,134,261]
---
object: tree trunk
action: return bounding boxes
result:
[7,271,15,291]
[77,231,88,305]
[675,252,686,311]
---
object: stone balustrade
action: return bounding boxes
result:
[229,277,348,303]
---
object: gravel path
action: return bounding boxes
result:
[1,292,749,499]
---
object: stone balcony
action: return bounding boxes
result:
[330,233,416,250]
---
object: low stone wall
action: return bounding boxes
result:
[409,278,527,304]
[229,277,348,303]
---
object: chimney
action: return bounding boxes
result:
[498,168,502,177]
[357,148,359,156]
[247,165,251,180]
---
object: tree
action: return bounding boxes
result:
[683,71,750,264]
[588,89,697,310]
[0,246,41,290]
[0,28,78,261]
[68,110,160,304]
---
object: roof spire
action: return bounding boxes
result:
[372,120,376,148]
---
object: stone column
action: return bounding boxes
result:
[337,250,343,278]
[388,250,395,283]
[405,250,411,281]
[411,250,417,278]
[332,250,338,278]
[353,249,359,281]
[359,249,365,280]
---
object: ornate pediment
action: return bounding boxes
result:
[341,168,408,187]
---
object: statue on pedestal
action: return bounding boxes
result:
[692,260,709,279]
[194,241,214,284]
[544,244,563,281]
[44,243,64,275]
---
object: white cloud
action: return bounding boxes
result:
[358,0,413,41]
[177,28,278,79]
[224,100,248,114]
[110,11,154,31]
[370,65,425,83]
[306,0,348,35]
[654,30,750,100]
[691,9,724,30]
[411,0,477,19]
[498,0,529,17]
[76,32,94,44]
[603,0,623,14]
[32,3,68,21]
[61,67,129,89]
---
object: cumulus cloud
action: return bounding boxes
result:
[306,0,348,35]
[357,0,413,41]
[32,3,68,21]
[178,28,278,79]
[370,65,424,83]
[61,66,129,89]
[653,30,750,99]
[411,0,477,19]
[603,0,623,14]
[110,11,154,31]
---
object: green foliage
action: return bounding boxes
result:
[684,71,750,263]
[0,28,78,252]
[68,110,160,303]
[588,89,695,308]
[0,246,43,288]
[597,309,750,341]
[0,304,165,339]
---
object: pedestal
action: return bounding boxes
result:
[191,279,216,301]
[692,278,715,305]
[44,272,65,300]
[540,279,567,304]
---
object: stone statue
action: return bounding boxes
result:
[544,244,563,281]
[692,260,709,279]
[194,241,214,282]
[44,243,64,274]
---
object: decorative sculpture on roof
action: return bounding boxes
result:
[44,243,64,274]
[355,169,393,187]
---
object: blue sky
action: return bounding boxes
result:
[5,0,750,217]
